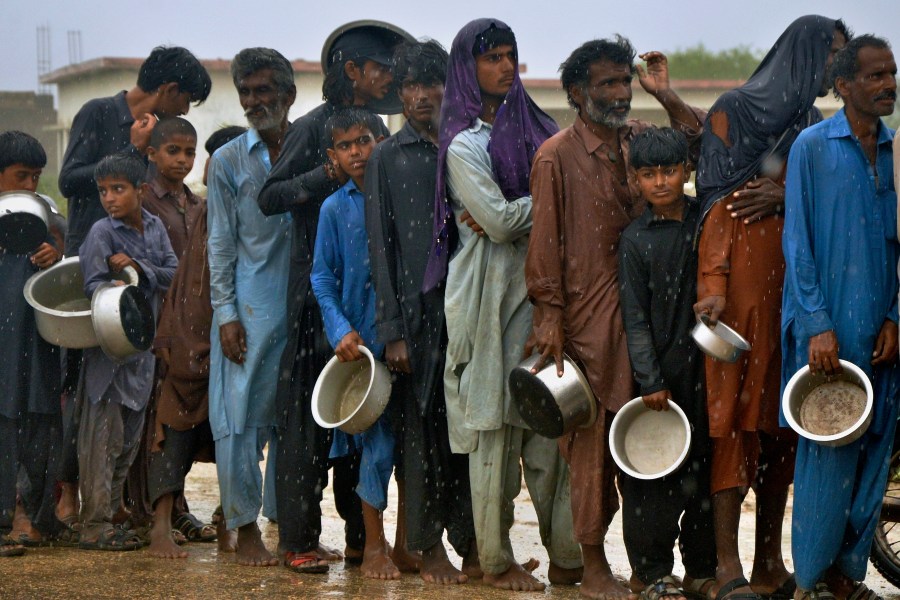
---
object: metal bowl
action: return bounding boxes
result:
[782,359,873,447]
[509,353,597,439]
[0,191,50,254]
[609,397,692,480]
[91,276,155,361]
[691,314,751,362]
[312,345,392,434]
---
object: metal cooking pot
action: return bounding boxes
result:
[0,191,52,254]
[691,314,751,362]
[24,256,97,348]
[91,268,155,361]
[509,353,597,439]
[312,345,392,434]
[782,359,873,447]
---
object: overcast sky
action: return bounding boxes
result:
[2,0,898,91]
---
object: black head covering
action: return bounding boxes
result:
[697,15,838,216]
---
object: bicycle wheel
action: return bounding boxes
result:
[871,448,900,588]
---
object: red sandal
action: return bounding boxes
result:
[284,551,329,574]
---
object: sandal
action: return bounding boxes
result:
[0,536,25,557]
[760,575,797,600]
[173,513,217,542]
[642,575,685,600]
[78,526,142,551]
[54,522,81,547]
[284,551,329,574]
[795,583,836,600]
[846,582,882,600]
[716,577,761,600]
[684,577,717,600]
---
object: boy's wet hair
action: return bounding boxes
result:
[472,25,516,57]
[629,127,689,169]
[325,108,380,146]
[94,153,146,188]
[231,47,295,94]
[205,126,248,155]
[149,117,198,149]
[393,39,449,86]
[137,46,212,104]
[560,36,636,109]
[0,130,46,171]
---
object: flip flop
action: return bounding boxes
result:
[78,526,142,552]
[0,536,25,557]
[284,551,329,574]
[846,582,882,600]
[684,577,717,600]
[716,577,761,600]
[173,513,217,542]
[53,522,81,548]
[642,576,684,600]
[795,582,836,600]
[760,575,797,600]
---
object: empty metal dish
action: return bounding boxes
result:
[609,397,692,480]
[312,345,392,434]
[691,314,751,362]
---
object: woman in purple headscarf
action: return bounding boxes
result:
[433,18,583,592]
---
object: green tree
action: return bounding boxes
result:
[664,44,764,80]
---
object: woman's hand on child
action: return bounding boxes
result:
[336,331,365,363]
[642,390,671,412]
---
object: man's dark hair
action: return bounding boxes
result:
[560,36,636,109]
[325,107,381,145]
[231,48,295,94]
[472,25,516,57]
[149,117,197,149]
[0,130,47,171]
[834,19,852,45]
[94,153,146,188]
[393,40,448,86]
[137,46,212,104]
[205,126,248,155]
[629,127,689,169]
[830,34,892,98]
[322,57,374,106]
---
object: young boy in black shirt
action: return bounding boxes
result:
[618,127,717,600]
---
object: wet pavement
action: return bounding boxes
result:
[2,458,898,599]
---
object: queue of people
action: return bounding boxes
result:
[0,14,898,600]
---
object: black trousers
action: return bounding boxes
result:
[147,423,214,506]
[0,412,62,536]
[619,452,717,584]
[275,304,364,554]
[392,372,474,554]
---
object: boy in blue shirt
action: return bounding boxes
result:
[311,108,401,579]
[618,128,717,600]
[77,154,177,551]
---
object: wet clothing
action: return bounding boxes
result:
[364,121,474,553]
[142,177,204,260]
[59,90,144,255]
[782,109,899,588]
[147,423,213,505]
[425,18,558,290]
[206,128,291,530]
[258,103,386,555]
[617,198,716,581]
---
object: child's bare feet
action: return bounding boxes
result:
[483,560,545,592]
[390,543,422,573]
[579,569,638,600]
[362,541,401,580]
[549,562,583,585]
[235,523,278,567]
[317,542,342,561]
[147,518,188,559]
[421,542,468,585]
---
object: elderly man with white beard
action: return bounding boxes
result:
[206,47,296,567]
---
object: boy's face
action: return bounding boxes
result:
[399,79,444,131]
[347,60,394,104]
[326,124,376,186]
[475,45,516,99]
[148,133,196,186]
[155,82,192,117]
[635,164,687,212]
[97,176,142,223]
[0,163,42,193]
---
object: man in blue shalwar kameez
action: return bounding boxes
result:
[782,35,898,600]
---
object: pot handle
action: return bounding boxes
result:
[123,266,140,286]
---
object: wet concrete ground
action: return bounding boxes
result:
[2,458,898,599]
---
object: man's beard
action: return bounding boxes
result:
[583,94,630,129]
[246,102,288,131]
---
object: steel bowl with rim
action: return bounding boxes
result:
[90,272,155,361]
[782,359,873,447]
[312,345,392,435]
[0,190,51,254]
[609,397,692,480]
[509,353,597,439]
[691,314,751,362]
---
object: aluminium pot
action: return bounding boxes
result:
[0,191,52,254]
[90,267,155,361]
[24,256,97,348]
[691,314,751,363]
[312,345,392,434]
[609,397,692,480]
[509,353,597,439]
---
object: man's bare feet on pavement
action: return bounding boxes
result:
[362,541,401,580]
[462,544,484,579]
[235,523,278,566]
[216,518,237,553]
[147,519,188,559]
[391,543,422,573]
[421,542,467,585]
[549,562,583,585]
[580,569,638,600]
[317,542,342,561]
[484,559,545,592]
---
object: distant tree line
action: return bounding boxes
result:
[665,44,764,80]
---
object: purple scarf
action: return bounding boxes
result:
[422,18,558,292]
